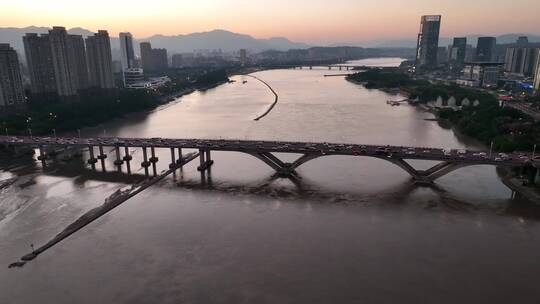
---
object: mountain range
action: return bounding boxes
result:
[0,26,310,57]
[2,26,539,59]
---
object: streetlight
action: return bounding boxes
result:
[533,144,537,159]
[489,141,494,158]
[77,129,81,139]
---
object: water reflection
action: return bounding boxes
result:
[2,58,540,304]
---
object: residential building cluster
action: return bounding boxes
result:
[23,26,115,101]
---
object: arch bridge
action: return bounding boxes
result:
[0,136,533,185]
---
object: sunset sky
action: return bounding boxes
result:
[2,0,540,43]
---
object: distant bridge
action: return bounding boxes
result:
[0,136,534,184]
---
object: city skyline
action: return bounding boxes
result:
[2,0,540,44]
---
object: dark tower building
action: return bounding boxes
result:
[86,30,115,89]
[67,34,89,90]
[0,44,26,108]
[140,42,153,71]
[140,42,168,71]
[475,37,496,62]
[415,15,441,70]
[23,33,57,98]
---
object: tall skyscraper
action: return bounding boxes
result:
[24,27,88,100]
[119,32,135,70]
[239,49,247,65]
[23,33,57,97]
[153,48,168,70]
[140,42,168,71]
[449,37,467,67]
[171,54,183,68]
[140,42,153,70]
[68,34,90,90]
[475,37,496,62]
[504,38,539,76]
[415,15,441,70]
[48,26,79,97]
[534,58,540,94]
[0,44,26,108]
[86,30,115,89]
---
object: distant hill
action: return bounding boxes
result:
[142,30,310,54]
[0,26,310,59]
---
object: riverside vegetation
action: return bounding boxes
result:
[1,69,230,137]
[348,69,540,153]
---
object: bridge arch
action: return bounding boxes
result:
[242,151,481,184]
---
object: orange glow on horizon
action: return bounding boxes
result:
[2,0,539,43]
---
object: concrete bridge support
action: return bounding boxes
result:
[123,146,132,174]
[176,148,184,171]
[197,149,214,172]
[247,152,322,178]
[113,146,124,170]
[169,148,176,180]
[149,147,158,177]
[385,158,471,184]
[141,147,150,177]
[87,146,98,170]
[97,145,107,171]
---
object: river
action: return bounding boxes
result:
[1,58,540,303]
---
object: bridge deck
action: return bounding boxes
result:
[0,136,533,167]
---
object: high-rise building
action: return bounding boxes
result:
[0,44,26,108]
[504,38,540,76]
[437,47,449,64]
[415,15,441,70]
[475,37,496,62]
[449,37,467,71]
[23,33,57,97]
[171,54,183,68]
[534,58,540,94]
[140,42,168,71]
[140,42,152,70]
[239,49,247,65]
[24,27,89,100]
[48,26,79,97]
[153,48,168,70]
[119,32,135,70]
[86,30,115,89]
[68,34,90,90]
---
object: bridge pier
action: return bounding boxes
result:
[123,146,132,174]
[141,147,150,177]
[169,148,177,180]
[87,146,98,170]
[97,145,107,171]
[197,149,214,172]
[176,147,184,171]
[113,146,124,170]
[149,147,159,177]
[339,66,342,70]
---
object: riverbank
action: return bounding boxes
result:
[346,69,540,202]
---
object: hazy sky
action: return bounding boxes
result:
[2,0,540,43]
